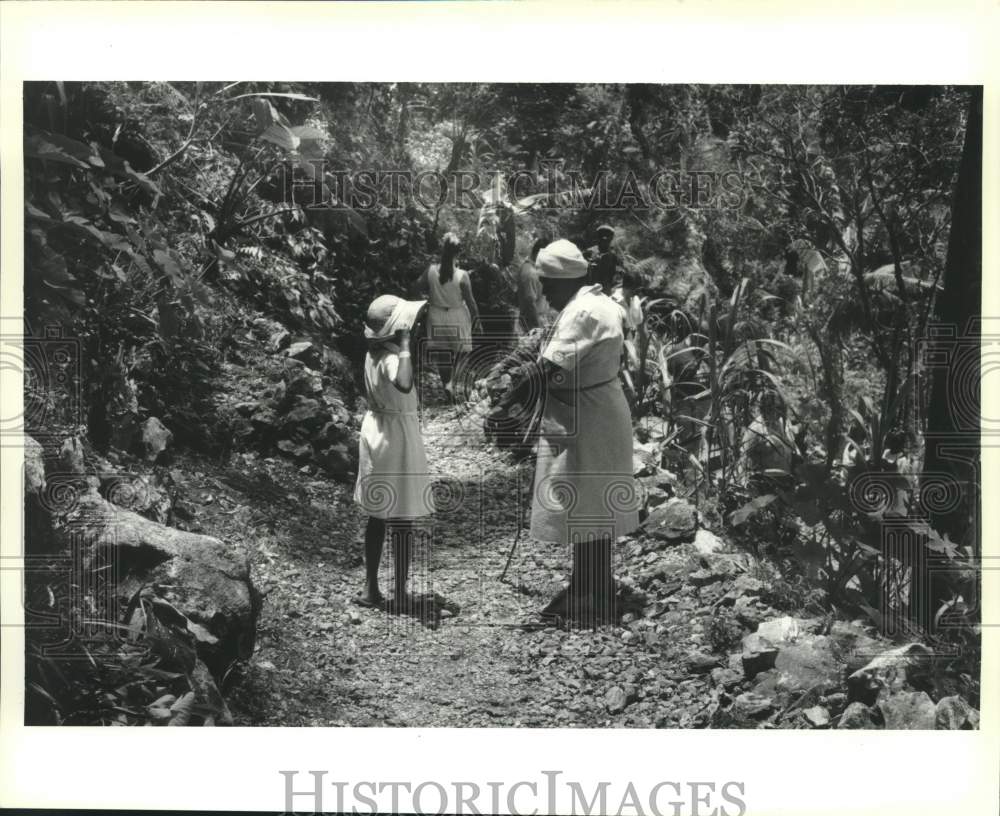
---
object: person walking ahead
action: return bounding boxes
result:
[418,232,480,401]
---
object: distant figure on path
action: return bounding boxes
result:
[418,233,480,401]
[584,224,622,293]
[516,237,554,334]
[611,269,645,371]
[353,295,434,611]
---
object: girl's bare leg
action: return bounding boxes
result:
[364,516,386,605]
[388,519,414,606]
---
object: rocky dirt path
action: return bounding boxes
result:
[218,395,728,728]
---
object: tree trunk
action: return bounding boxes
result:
[917,87,982,626]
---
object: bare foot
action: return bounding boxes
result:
[355,587,385,609]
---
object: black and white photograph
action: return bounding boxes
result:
[1,3,997,814]
[17,78,983,731]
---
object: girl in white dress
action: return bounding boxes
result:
[418,233,480,401]
[353,294,435,609]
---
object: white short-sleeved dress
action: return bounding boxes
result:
[353,344,435,519]
[529,284,640,545]
[426,264,473,355]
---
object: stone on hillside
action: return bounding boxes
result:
[828,620,884,674]
[141,417,173,463]
[268,328,291,354]
[319,444,355,480]
[803,706,831,728]
[822,692,847,711]
[711,667,743,690]
[644,497,697,543]
[316,421,348,447]
[838,701,876,729]
[638,469,677,507]
[234,401,259,417]
[277,439,314,462]
[935,695,978,730]
[693,529,724,555]
[59,437,86,475]
[25,436,46,496]
[847,642,934,705]
[878,690,936,730]
[733,691,774,719]
[605,685,629,713]
[689,567,725,587]
[633,441,660,476]
[638,478,670,510]
[741,632,778,679]
[281,397,326,430]
[687,651,721,673]
[285,367,324,397]
[745,629,843,712]
[101,473,172,525]
[269,379,288,405]
[733,595,765,628]
[250,406,279,433]
[321,346,353,379]
[771,636,841,690]
[62,490,257,679]
[757,615,809,644]
[690,552,742,586]
[285,341,321,368]
[188,658,234,726]
[725,574,766,600]
[323,396,352,426]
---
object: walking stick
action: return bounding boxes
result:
[498,507,523,584]
[499,400,543,583]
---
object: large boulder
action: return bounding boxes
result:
[935,695,979,730]
[281,397,326,431]
[285,341,321,368]
[878,690,936,730]
[643,497,697,543]
[61,489,258,680]
[319,443,356,481]
[732,691,774,719]
[751,635,843,710]
[25,436,46,494]
[140,417,173,463]
[837,701,876,729]
[847,642,934,705]
[285,367,324,398]
[741,617,834,695]
[741,632,778,679]
[693,529,724,555]
[98,469,172,525]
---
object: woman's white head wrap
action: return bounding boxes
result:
[536,239,588,279]
[364,294,427,342]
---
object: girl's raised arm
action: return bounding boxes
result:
[391,329,414,393]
